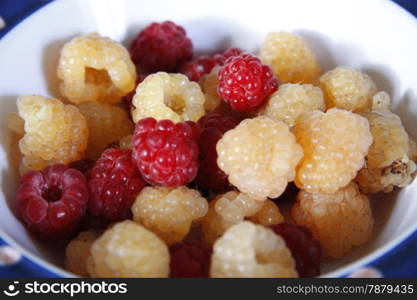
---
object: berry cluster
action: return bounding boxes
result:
[9,20,417,279]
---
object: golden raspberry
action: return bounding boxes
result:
[77,102,133,159]
[293,108,372,194]
[217,116,303,200]
[119,134,133,149]
[58,33,136,104]
[199,66,222,112]
[210,221,298,277]
[17,95,88,173]
[259,32,321,84]
[202,191,264,244]
[372,91,391,111]
[131,186,208,245]
[292,182,374,258]
[356,110,416,193]
[131,72,205,123]
[258,83,325,127]
[319,67,377,112]
[65,230,100,277]
[87,220,169,277]
[248,200,284,226]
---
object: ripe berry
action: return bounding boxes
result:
[217,117,303,200]
[210,221,298,277]
[218,53,278,112]
[16,164,89,239]
[130,21,192,72]
[170,242,212,277]
[88,148,146,221]
[87,220,170,277]
[195,114,237,192]
[270,222,322,277]
[58,33,136,104]
[132,117,200,186]
[292,183,373,259]
[179,56,217,82]
[259,32,321,84]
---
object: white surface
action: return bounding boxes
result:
[0,0,417,277]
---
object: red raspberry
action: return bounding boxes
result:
[213,47,243,65]
[179,56,217,82]
[270,222,322,277]
[218,53,278,112]
[16,164,88,239]
[130,21,193,72]
[195,114,237,192]
[88,148,146,221]
[132,117,200,186]
[170,242,212,277]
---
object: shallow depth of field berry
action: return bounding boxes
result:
[5,18,417,278]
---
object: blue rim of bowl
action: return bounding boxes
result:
[0,0,416,278]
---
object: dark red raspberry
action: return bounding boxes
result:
[68,159,95,175]
[179,56,217,82]
[130,21,193,72]
[132,117,200,186]
[170,242,212,277]
[270,222,322,277]
[213,47,243,65]
[195,114,237,192]
[88,148,146,221]
[218,53,278,112]
[16,164,88,239]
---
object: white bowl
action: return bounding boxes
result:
[0,0,416,277]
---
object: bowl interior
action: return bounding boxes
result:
[1,0,417,277]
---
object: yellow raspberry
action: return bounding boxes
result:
[292,182,374,258]
[87,220,169,277]
[372,91,391,111]
[202,191,264,244]
[77,102,133,159]
[259,32,321,84]
[17,95,88,173]
[248,200,284,226]
[259,83,325,127]
[319,67,377,112]
[131,186,208,245]
[293,108,372,194]
[210,221,298,277]
[217,116,303,200]
[356,110,416,193]
[199,66,222,112]
[65,230,101,277]
[58,33,136,104]
[131,72,205,123]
